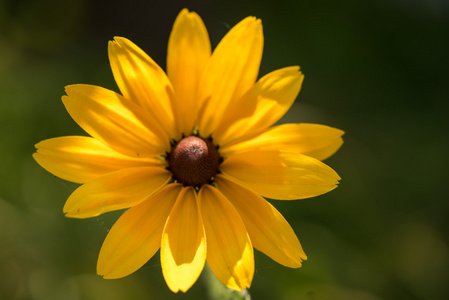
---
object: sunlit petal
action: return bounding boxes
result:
[167,9,211,135]
[62,84,169,157]
[221,123,344,161]
[161,187,206,293]
[33,136,163,184]
[63,167,171,218]
[216,175,307,268]
[221,150,340,200]
[198,185,254,291]
[108,37,180,140]
[198,16,263,137]
[97,184,182,279]
[214,66,303,145]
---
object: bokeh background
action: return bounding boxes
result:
[1,0,448,299]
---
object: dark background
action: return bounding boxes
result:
[1,0,448,299]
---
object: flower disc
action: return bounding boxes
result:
[168,136,220,187]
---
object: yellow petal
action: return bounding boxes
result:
[63,166,171,218]
[221,150,340,200]
[215,175,307,268]
[161,187,206,293]
[214,66,304,146]
[198,185,254,291]
[198,16,263,138]
[167,9,211,136]
[221,123,344,161]
[62,84,169,158]
[33,136,164,184]
[97,184,182,279]
[108,37,180,140]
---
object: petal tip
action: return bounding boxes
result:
[178,8,189,16]
[165,283,182,294]
[111,36,126,44]
[108,37,127,52]
[97,264,121,280]
[63,84,89,98]
[97,263,124,279]
[63,85,73,95]
[63,210,78,219]
[63,204,92,219]
[61,95,69,104]
[97,269,119,280]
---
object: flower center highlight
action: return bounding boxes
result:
[168,136,221,187]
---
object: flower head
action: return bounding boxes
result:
[33,9,343,293]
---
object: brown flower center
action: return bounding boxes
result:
[168,136,221,187]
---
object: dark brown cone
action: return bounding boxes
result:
[168,136,220,187]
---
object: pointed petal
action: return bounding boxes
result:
[161,187,206,293]
[221,150,340,200]
[33,136,164,184]
[221,123,344,161]
[167,9,211,136]
[198,17,263,137]
[216,175,307,268]
[198,185,254,291]
[63,166,171,218]
[62,84,170,158]
[108,37,179,139]
[97,184,182,279]
[214,67,304,145]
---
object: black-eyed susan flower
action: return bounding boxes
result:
[33,9,343,293]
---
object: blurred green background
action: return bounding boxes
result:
[1,0,448,299]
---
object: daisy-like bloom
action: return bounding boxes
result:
[33,9,343,293]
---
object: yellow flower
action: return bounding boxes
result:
[33,9,343,293]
